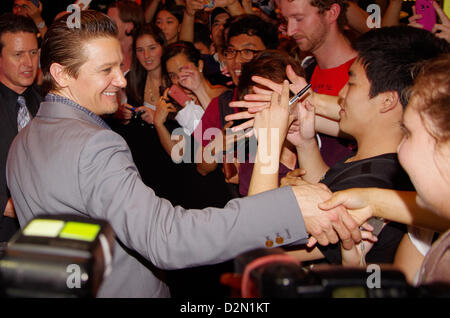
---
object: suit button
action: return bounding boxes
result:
[276,236,284,244]
[265,239,274,248]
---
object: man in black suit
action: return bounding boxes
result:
[0,13,41,242]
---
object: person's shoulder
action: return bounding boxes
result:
[325,153,413,191]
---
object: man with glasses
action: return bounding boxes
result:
[193,14,278,179]
[12,0,47,37]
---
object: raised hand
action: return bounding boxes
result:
[432,1,450,42]
[178,63,203,93]
[154,89,177,126]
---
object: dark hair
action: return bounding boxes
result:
[0,13,38,53]
[194,23,212,49]
[161,41,202,86]
[154,5,184,24]
[353,26,450,108]
[209,7,230,30]
[108,0,144,35]
[126,23,168,106]
[225,14,279,50]
[410,54,450,144]
[237,50,305,100]
[40,10,118,94]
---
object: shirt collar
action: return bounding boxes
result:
[45,93,110,130]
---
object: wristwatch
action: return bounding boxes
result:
[36,20,46,29]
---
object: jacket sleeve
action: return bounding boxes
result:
[78,129,308,270]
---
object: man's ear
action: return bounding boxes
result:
[324,3,341,24]
[49,63,70,88]
[125,22,134,36]
[198,59,204,73]
[379,91,400,113]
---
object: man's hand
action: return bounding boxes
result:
[291,182,362,249]
[23,1,43,21]
[4,198,16,219]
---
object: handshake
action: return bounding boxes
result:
[289,180,372,250]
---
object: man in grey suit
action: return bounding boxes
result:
[6,11,361,297]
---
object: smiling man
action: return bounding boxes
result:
[5,10,362,297]
[193,14,279,180]
[0,13,41,243]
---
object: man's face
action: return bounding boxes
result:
[397,102,450,217]
[210,12,230,48]
[224,34,266,86]
[12,0,30,16]
[280,0,329,53]
[107,7,131,42]
[64,37,126,115]
[0,31,38,94]
[337,59,378,138]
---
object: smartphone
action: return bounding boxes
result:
[416,0,437,31]
[30,0,39,7]
[168,85,192,107]
[203,0,215,9]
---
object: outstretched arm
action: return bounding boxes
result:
[248,81,291,195]
[320,188,450,233]
[179,0,203,43]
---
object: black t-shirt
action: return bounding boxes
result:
[317,153,414,264]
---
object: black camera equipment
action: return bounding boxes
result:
[233,248,450,298]
[0,215,115,298]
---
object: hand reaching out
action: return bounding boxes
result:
[319,188,376,227]
[409,1,450,42]
[253,80,292,149]
[432,1,450,42]
[226,65,311,132]
[286,99,317,148]
[280,168,307,187]
[291,182,362,249]
[185,0,204,16]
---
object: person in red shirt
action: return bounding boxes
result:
[280,0,357,166]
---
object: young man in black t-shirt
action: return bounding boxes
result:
[282,27,450,265]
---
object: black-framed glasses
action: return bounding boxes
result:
[222,48,262,61]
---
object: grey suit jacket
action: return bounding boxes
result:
[6,100,308,297]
